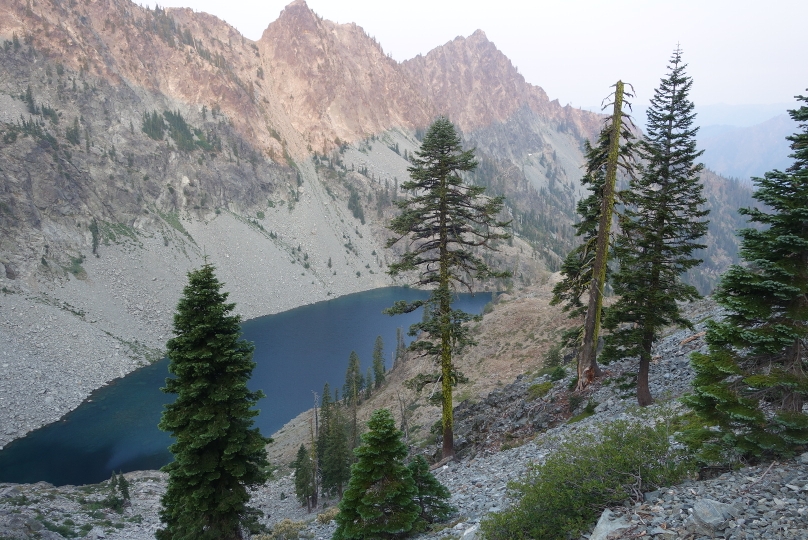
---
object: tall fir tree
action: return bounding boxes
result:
[386,116,511,459]
[157,264,270,540]
[684,94,808,460]
[321,400,351,497]
[316,382,332,472]
[573,81,637,389]
[602,48,709,406]
[333,409,419,540]
[372,335,386,388]
[551,84,637,378]
[343,351,363,452]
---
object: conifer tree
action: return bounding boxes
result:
[407,455,455,526]
[372,335,386,388]
[386,116,511,459]
[343,351,363,452]
[293,444,315,508]
[333,409,419,540]
[157,264,270,540]
[316,382,332,471]
[343,351,363,405]
[321,400,351,497]
[551,88,637,371]
[602,48,709,406]
[684,94,808,460]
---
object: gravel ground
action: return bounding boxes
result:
[3,301,806,540]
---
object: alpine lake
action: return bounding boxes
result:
[0,287,492,486]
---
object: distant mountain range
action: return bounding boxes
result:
[623,103,799,182]
[698,113,797,181]
[0,0,756,295]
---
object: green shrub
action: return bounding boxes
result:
[549,366,566,381]
[568,400,598,423]
[544,343,562,367]
[480,419,693,540]
[255,518,306,540]
[527,382,553,401]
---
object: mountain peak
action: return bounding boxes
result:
[469,29,489,41]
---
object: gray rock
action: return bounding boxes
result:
[691,498,739,533]
[460,523,479,539]
[590,509,633,540]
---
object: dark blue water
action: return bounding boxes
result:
[0,287,491,486]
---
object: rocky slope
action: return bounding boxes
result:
[3,293,806,540]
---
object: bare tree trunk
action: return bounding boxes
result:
[637,330,654,407]
[578,80,626,391]
[397,391,410,442]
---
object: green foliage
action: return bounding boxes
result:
[603,48,709,406]
[347,185,365,224]
[66,256,86,279]
[550,116,636,323]
[684,93,808,462]
[372,335,386,388]
[480,419,693,540]
[318,384,351,497]
[568,400,598,423]
[65,117,81,146]
[343,351,364,405]
[527,382,553,401]
[142,110,166,140]
[386,117,510,458]
[101,471,131,514]
[292,444,315,507]
[257,518,306,540]
[543,343,562,368]
[408,455,455,527]
[89,218,99,256]
[163,109,196,152]
[333,409,419,540]
[157,264,270,540]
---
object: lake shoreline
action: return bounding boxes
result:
[0,211,394,452]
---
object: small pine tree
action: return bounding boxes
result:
[343,351,363,405]
[333,409,419,540]
[684,93,808,460]
[408,455,455,526]
[372,335,386,388]
[157,264,270,540]
[293,444,315,508]
[117,471,130,502]
[89,218,100,256]
[321,400,351,497]
[364,367,373,400]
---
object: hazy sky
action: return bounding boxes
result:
[145,0,805,111]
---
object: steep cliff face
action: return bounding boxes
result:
[257,0,431,151]
[401,29,599,139]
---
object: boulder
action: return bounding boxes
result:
[590,509,633,540]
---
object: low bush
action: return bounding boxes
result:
[480,418,694,540]
[527,382,553,401]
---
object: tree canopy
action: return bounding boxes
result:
[157,264,270,540]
